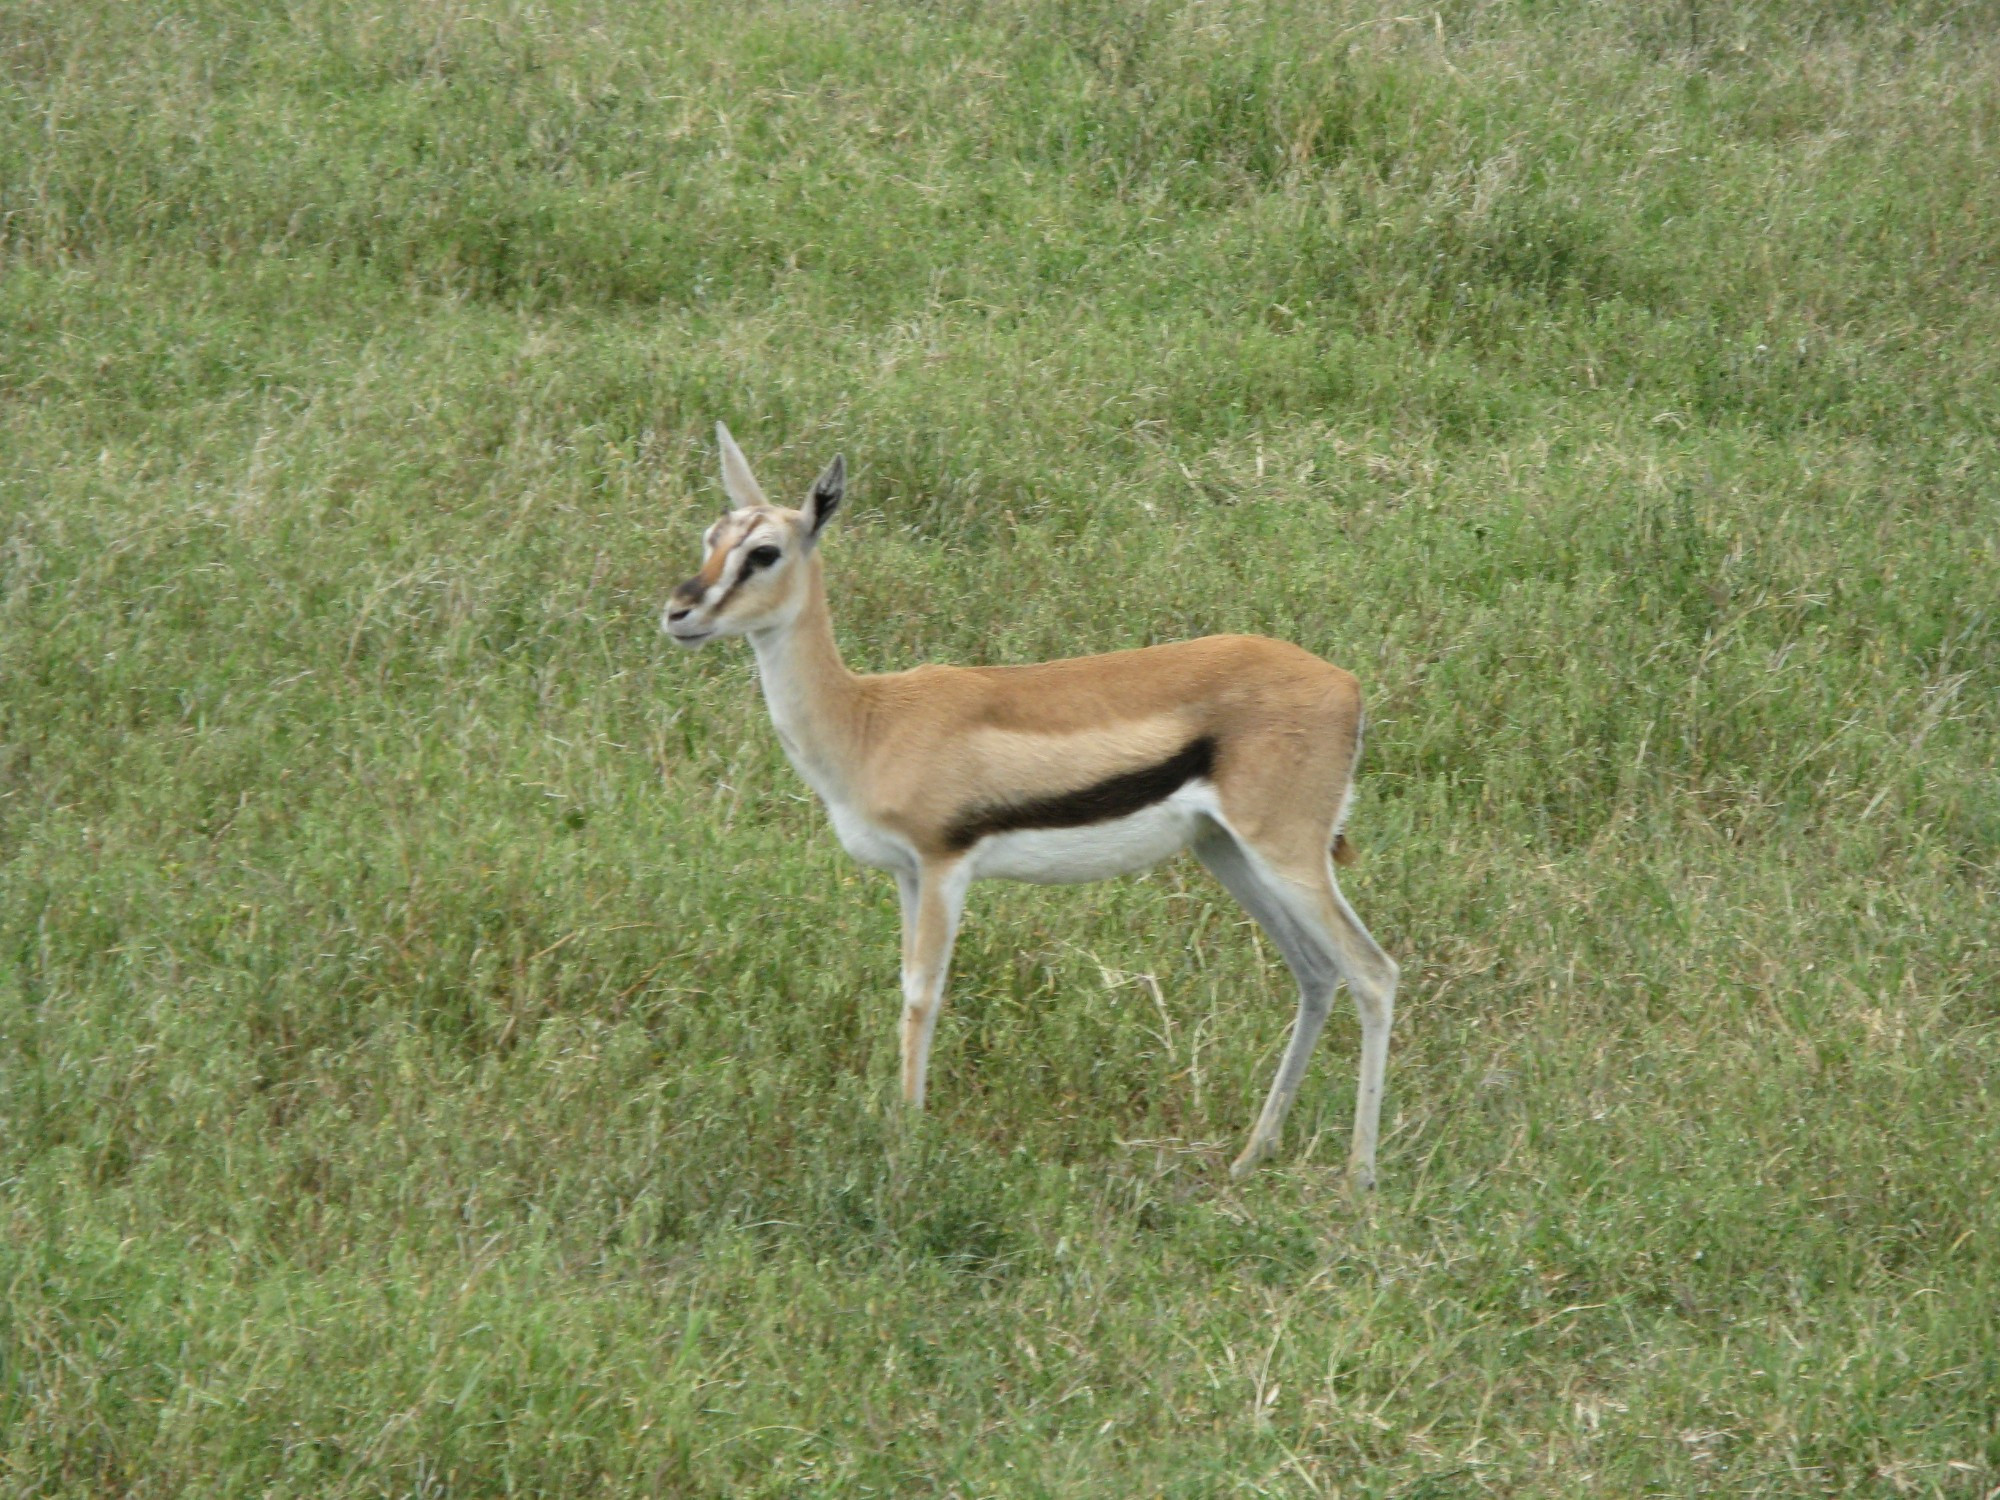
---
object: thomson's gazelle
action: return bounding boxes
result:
[665,426,1400,1184]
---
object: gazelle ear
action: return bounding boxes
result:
[716,422,767,511]
[803,453,845,542]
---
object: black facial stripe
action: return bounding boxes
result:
[708,541,771,612]
[943,736,1217,853]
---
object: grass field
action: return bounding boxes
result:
[3,0,1998,1493]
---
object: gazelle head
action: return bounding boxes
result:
[663,423,844,647]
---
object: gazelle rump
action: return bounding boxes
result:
[664,424,1400,1184]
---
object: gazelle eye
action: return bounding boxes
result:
[744,545,782,572]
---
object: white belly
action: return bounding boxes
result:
[967,782,1215,885]
[827,799,917,873]
[820,782,1220,885]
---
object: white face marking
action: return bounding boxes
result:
[729,532,784,585]
[709,522,788,594]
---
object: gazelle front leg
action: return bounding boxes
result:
[896,860,969,1109]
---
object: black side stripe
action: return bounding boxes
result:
[943,736,1216,853]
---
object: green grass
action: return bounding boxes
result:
[3,0,1997,1493]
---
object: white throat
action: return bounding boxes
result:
[745,605,850,805]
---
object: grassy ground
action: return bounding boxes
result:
[3,0,1997,1493]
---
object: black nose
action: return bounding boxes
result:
[671,577,703,605]
[667,605,692,624]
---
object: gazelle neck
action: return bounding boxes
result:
[746,556,864,799]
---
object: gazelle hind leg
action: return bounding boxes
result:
[1195,827,1397,1185]
[1316,864,1398,1189]
[1194,829,1339,1175]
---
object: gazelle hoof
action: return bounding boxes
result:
[1229,1141,1273,1179]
